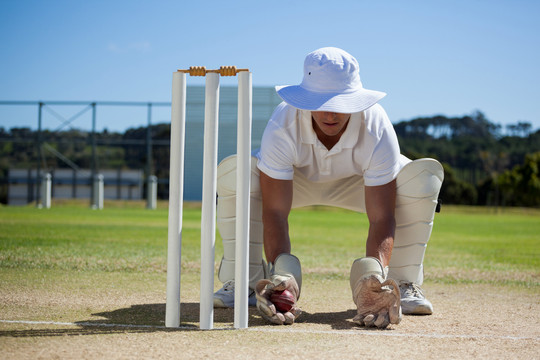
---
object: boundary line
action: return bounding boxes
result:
[1,319,537,341]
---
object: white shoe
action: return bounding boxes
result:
[213,280,257,308]
[399,282,433,315]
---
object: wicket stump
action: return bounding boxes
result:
[166,66,252,329]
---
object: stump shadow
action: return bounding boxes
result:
[0,303,375,337]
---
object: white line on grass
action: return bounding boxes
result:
[2,319,537,341]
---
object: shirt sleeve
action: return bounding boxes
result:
[257,104,296,180]
[363,109,402,187]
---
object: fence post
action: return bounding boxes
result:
[147,175,157,209]
[91,174,104,210]
[39,173,52,209]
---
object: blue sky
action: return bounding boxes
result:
[1,0,539,132]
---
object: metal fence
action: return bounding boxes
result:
[0,86,282,205]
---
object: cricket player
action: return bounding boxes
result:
[213,47,443,328]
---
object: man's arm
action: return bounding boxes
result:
[364,179,397,267]
[259,171,293,263]
[255,171,303,326]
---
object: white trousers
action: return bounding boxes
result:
[217,155,444,287]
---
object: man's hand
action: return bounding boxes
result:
[255,274,301,325]
[352,274,401,328]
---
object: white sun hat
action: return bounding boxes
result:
[276,47,386,113]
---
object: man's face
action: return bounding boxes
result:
[311,111,351,138]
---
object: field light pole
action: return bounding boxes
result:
[90,103,97,208]
[146,103,156,210]
[35,102,43,206]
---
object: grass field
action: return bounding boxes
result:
[1,201,538,285]
[1,201,539,359]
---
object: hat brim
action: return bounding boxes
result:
[276,85,386,113]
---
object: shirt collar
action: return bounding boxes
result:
[299,109,316,145]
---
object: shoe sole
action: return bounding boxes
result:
[213,297,257,308]
[402,304,433,315]
[213,298,233,308]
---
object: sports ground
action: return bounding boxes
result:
[1,201,538,359]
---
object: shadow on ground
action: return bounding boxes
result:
[298,309,358,330]
[0,303,363,337]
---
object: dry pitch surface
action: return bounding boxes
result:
[1,272,539,360]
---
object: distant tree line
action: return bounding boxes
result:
[1,111,539,206]
[394,111,540,207]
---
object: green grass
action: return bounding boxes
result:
[1,205,167,272]
[424,206,540,287]
[0,202,539,288]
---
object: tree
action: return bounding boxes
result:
[439,163,478,205]
[497,152,540,207]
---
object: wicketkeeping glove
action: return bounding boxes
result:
[350,257,402,329]
[255,274,301,325]
[256,253,302,325]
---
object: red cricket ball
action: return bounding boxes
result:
[270,289,295,313]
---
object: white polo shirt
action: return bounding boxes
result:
[256,102,402,187]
